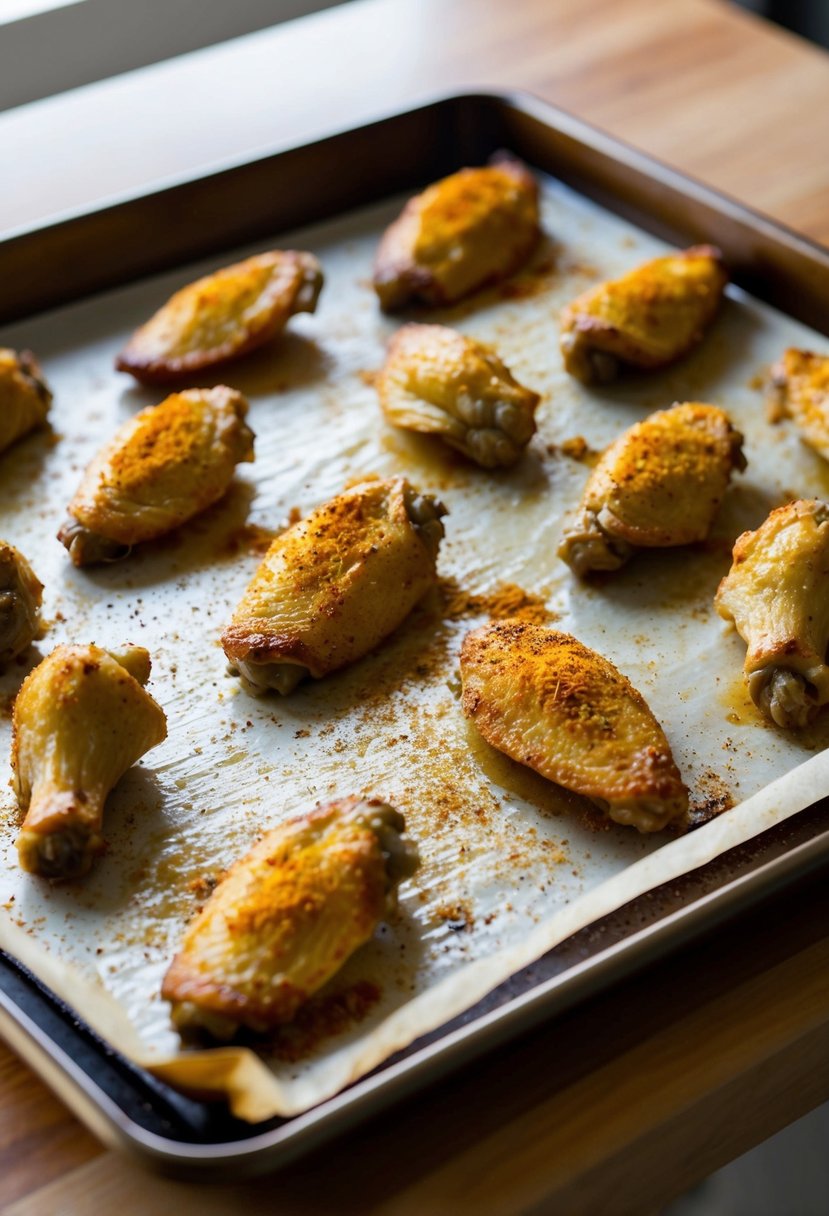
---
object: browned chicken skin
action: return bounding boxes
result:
[116,251,324,384]
[58,386,254,565]
[373,157,540,311]
[559,246,727,383]
[0,348,52,453]
[12,645,167,878]
[222,478,446,695]
[558,402,746,577]
[770,348,829,460]
[715,499,829,729]
[0,542,43,665]
[376,323,540,468]
[460,621,688,832]
[162,797,419,1039]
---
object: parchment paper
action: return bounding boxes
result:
[1,174,828,1122]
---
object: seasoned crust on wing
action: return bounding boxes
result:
[161,797,417,1034]
[116,251,324,383]
[221,478,445,683]
[559,246,727,382]
[60,386,254,551]
[770,348,829,459]
[460,621,688,829]
[373,158,540,311]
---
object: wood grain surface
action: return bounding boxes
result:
[2,0,829,1211]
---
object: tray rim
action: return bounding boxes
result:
[2,86,829,1176]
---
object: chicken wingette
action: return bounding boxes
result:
[58,386,254,565]
[559,246,727,383]
[373,157,540,311]
[161,797,419,1039]
[460,621,688,832]
[116,251,324,383]
[222,478,446,694]
[770,348,829,461]
[12,644,167,878]
[715,499,829,729]
[0,348,52,454]
[0,542,43,665]
[558,402,746,577]
[376,323,540,468]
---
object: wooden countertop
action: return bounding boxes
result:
[3,0,829,1210]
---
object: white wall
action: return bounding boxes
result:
[0,0,347,111]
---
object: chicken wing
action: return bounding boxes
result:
[0,542,43,665]
[559,246,727,383]
[770,348,829,460]
[161,797,419,1038]
[222,478,446,694]
[558,402,745,577]
[0,348,52,454]
[715,499,829,729]
[58,386,254,565]
[13,644,167,878]
[460,621,688,832]
[116,251,323,384]
[373,157,540,311]
[376,323,540,468]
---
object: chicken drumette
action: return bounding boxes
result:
[715,498,829,729]
[373,157,540,311]
[116,251,323,384]
[770,348,829,461]
[0,348,52,454]
[162,797,419,1039]
[559,246,727,383]
[222,477,446,694]
[376,323,540,468]
[58,386,254,565]
[0,542,43,665]
[558,402,746,577]
[12,644,167,878]
[461,621,688,832]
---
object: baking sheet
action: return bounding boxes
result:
[1,173,828,1122]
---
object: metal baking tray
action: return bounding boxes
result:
[2,90,829,1176]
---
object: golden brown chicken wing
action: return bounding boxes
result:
[162,797,419,1038]
[373,157,540,311]
[222,478,446,694]
[376,323,540,468]
[558,402,745,577]
[770,348,829,460]
[115,251,323,384]
[0,348,52,454]
[559,246,727,383]
[0,542,42,665]
[13,644,167,878]
[715,499,829,729]
[58,386,254,565]
[460,621,688,832]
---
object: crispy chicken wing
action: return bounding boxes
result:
[376,323,540,468]
[559,246,727,383]
[162,797,419,1039]
[715,499,829,729]
[460,621,688,832]
[0,542,43,665]
[770,349,829,460]
[558,402,745,577]
[13,644,167,878]
[0,348,52,453]
[222,478,446,694]
[58,386,254,565]
[373,157,540,311]
[116,251,323,384]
